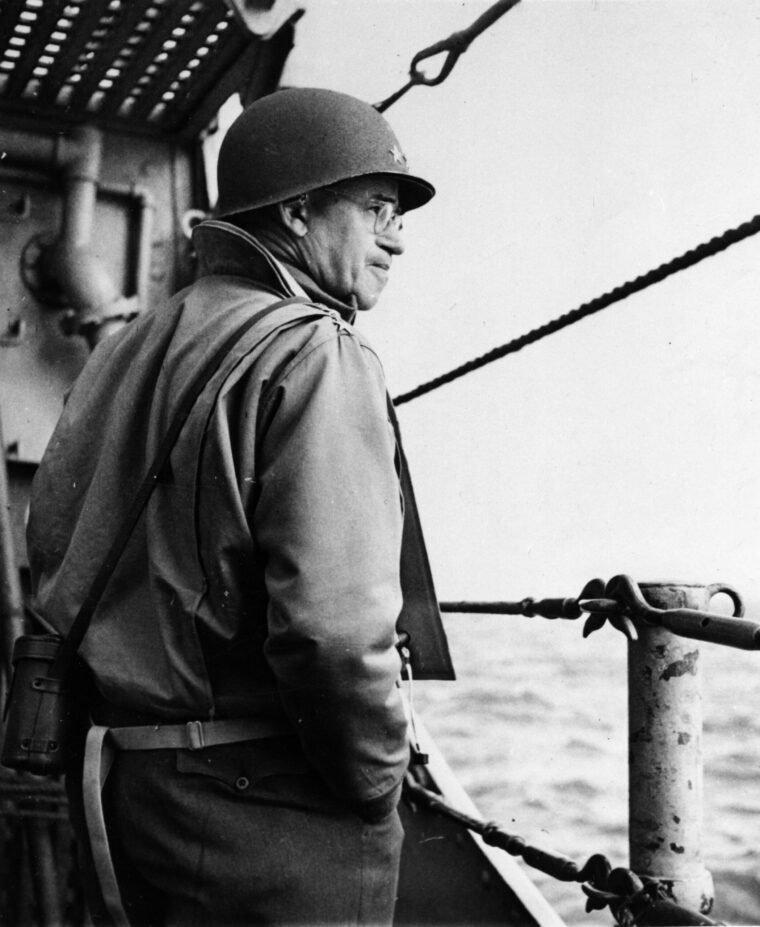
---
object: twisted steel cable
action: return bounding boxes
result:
[393,212,760,406]
[404,774,721,926]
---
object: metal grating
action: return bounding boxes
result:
[0,0,291,137]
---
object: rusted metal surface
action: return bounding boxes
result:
[627,582,729,917]
[0,0,297,139]
[605,574,752,649]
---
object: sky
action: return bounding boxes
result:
[272,0,760,611]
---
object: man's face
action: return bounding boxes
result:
[299,176,404,312]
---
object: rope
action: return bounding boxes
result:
[393,211,760,406]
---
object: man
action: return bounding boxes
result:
[26,88,450,926]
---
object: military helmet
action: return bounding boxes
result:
[215,87,435,218]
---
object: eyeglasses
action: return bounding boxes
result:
[319,187,403,234]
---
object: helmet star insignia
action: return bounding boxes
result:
[389,144,407,165]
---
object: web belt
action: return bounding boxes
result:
[83,717,292,927]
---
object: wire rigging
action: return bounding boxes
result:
[378,5,760,407]
[404,774,721,926]
[393,211,760,406]
[377,10,745,924]
[374,0,521,113]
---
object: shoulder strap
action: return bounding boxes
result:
[49,296,309,678]
[385,395,455,680]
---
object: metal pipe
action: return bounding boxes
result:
[100,181,156,314]
[44,125,124,320]
[0,412,25,686]
[26,819,63,927]
[133,186,155,314]
[58,124,101,247]
[0,129,57,166]
[628,582,715,916]
[0,125,132,335]
[0,126,156,309]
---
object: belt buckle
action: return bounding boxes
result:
[185,720,205,750]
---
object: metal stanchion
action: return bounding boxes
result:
[627,582,725,916]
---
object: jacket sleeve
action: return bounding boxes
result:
[253,325,409,820]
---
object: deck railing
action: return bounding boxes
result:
[440,576,755,922]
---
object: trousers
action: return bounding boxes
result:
[89,737,404,927]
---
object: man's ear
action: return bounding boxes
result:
[278,195,310,237]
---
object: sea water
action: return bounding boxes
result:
[414,613,760,926]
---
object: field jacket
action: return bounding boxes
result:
[27,221,446,817]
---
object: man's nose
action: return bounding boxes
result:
[378,225,405,255]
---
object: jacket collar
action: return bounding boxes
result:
[192,220,306,299]
[191,220,357,323]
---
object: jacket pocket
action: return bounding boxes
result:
[175,737,348,814]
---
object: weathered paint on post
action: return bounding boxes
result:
[628,582,714,915]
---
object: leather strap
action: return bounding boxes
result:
[50,295,309,679]
[83,716,291,926]
[83,726,129,927]
[385,394,455,680]
[109,716,292,751]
